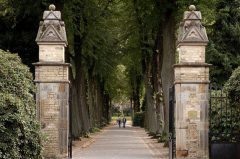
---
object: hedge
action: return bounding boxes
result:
[0,50,42,159]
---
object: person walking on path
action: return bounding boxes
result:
[122,116,127,128]
[117,116,121,128]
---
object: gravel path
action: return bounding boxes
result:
[73,124,169,159]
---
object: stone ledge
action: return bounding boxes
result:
[37,42,67,46]
[174,63,212,68]
[177,41,208,47]
[33,62,71,66]
[34,80,70,83]
[174,81,210,84]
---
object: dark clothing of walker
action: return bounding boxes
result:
[117,118,121,128]
[122,118,127,128]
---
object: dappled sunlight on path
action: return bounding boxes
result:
[73,123,168,159]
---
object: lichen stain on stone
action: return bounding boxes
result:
[59,83,65,92]
[176,150,188,157]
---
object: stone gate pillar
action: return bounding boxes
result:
[174,5,210,159]
[34,4,69,158]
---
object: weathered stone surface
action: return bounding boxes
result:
[34,4,69,159]
[179,45,206,63]
[36,6,67,44]
[176,129,187,150]
[174,67,209,83]
[39,45,65,62]
[35,65,68,81]
[176,150,188,158]
[36,83,69,158]
[178,6,208,44]
[174,5,209,159]
[188,111,198,120]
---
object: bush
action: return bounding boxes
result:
[224,66,240,103]
[0,50,42,158]
[90,127,100,133]
[223,66,240,142]
[133,112,144,127]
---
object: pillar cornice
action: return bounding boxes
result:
[33,62,71,66]
[34,80,70,83]
[174,63,212,68]
[174,81,210,84]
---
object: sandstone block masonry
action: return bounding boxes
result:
[35,64,68,81]
[34,4,69,159]
[174,5,210,159]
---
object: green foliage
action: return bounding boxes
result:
[209,89,231,142]
[107,64,130,103]
[133,112,144,128]
[209,71,240,142]
[207,0,240,84]
[0,50,42,158]
[123,107,131,116]
[82,131,90,138]
[100,117,109,127]
[90,127,100,133]
[224,66,240,102]
[111,105,121,117]
[224,67,240,141]
[62,0,119,78]
[176,0,217,26]
[0,0,43,68]
[158,131,168,143]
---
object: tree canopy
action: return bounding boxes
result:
[207,0,240,84]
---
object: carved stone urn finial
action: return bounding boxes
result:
[49,4,56,11]
[189,5,196,11]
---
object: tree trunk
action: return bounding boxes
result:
[75,55,91,133]
[103,93,110,123]
[130,98,134,119]
[161,10,176,133]
[133,76,141,113]
[144,60,157,134]
[72,31,91,134]
[152,49,164,134]
[71,78,82,138]
[154,0,176,134]
[95,79,104,127]
[87,77,95,128]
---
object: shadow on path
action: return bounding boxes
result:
[73,123,168,159]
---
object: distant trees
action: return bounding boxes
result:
[0,0,43,69]
[118,0,176,136]
[0,50,42,158]
[62,0,119,137]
